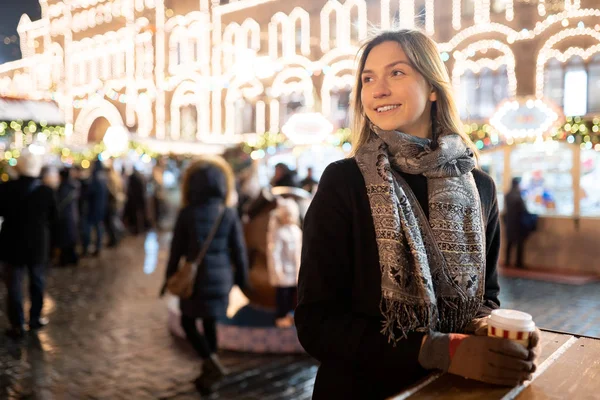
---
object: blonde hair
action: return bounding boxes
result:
[181,154,237,208]
[350,29,478,160]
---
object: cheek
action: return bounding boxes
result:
[402,82,429,111]
[360,89,370,108]
[361,90,375,117]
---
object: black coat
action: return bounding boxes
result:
[87,168,108,224]
[123,171,147,223]
[504,187,528,241]
[77,177,90,221]
[166,165,249,319]
[56,179,79,248]
[295,159,501,399]
[0,177,58,265]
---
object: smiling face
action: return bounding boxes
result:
[360,41,437,139]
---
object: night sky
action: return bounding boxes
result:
[0,0,41,62]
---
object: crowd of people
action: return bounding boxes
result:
[0,149,168,339]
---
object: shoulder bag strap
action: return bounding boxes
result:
[193,204,226,265]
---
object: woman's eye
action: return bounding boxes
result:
[392,70,405,76]
[362,76,373,83]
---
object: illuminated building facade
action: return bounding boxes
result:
[0,0,598,149]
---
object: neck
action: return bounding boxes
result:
[402,119,432,140]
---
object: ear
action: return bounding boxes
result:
[429,88,437,102]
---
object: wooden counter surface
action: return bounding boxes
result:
[391,331,600,400]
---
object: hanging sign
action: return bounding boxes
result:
[489,97,564,139]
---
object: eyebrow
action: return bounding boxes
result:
[362,60,411,75]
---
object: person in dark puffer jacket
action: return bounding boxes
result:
[163,155,250,395]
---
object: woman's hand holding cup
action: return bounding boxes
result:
[486,309,542,371]
[419,331,534,386]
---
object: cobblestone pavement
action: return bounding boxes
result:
[0,231,598,399]
[498,276,600,338]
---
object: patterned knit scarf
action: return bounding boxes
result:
[355,124,485,343]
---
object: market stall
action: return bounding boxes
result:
[479,98,600,274]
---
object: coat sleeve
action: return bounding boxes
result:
[294,225,302,284]
[265,216,280,285]
[165,209,188,280]
[295,163,426,380]
[476,180,501,318]
[48,187,59,239]
[0,183,6,217]
[228,210,249,290]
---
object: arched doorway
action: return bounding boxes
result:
[73,98,125,145]
[87,116,111,143]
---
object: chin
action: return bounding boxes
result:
[371,119,405,132]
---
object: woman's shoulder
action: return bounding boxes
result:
[471,169,499,212]
[320,158,363,187]
[472,168,497,196]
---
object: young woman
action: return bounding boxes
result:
[164,155,249,394]
[295,29,541,399]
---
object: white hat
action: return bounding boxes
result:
[275,198,300,225]
[16,148,44,177]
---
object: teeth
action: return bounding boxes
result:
[377,105,399,113]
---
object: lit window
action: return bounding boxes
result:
[180,105,197,140]
[563,56,587,117]
[459,70,477,120]
[479,68,497,118]
[462,0,475,15]
[331,87,352,130]
[459,67,509,120]
[492,0,509,13]
[234,99,256,135]
[587,54,600,113]
[280,92,306,129]
[543,58,563,108]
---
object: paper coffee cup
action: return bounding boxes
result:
[487,309,535,347]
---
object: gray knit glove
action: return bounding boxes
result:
[418,331,535,386]
[465,319,543,373]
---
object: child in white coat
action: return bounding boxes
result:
[267,198,303,327]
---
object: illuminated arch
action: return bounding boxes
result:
[225,78,264,135]
[343,0,367,44]
[73,99,125,145]
[452,40,517,98]
[320,0,344,52]
[169,26,187,69]
[321,58,356,117]
[164,11,206,32]
[239,18,261,52]
[438,23,518,52]
[170,80,210,140]
[48,42,64,83]
[269,12,291,59]
[222,22,240,69]
[135,94,154,138]
[271,67,315,108]
[536,27,600,98]
[189,21,210,73]
[289,7,310,56]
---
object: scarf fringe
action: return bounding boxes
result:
[437,296,482,334]
[381,296,482,344]
[380,297,438,344]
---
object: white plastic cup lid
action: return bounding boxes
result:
[490,309,535,331]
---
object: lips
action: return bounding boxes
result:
[375,104,401,113]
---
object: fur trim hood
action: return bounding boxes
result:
[181,155,237,207]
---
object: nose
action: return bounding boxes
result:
[372,79,391,99]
